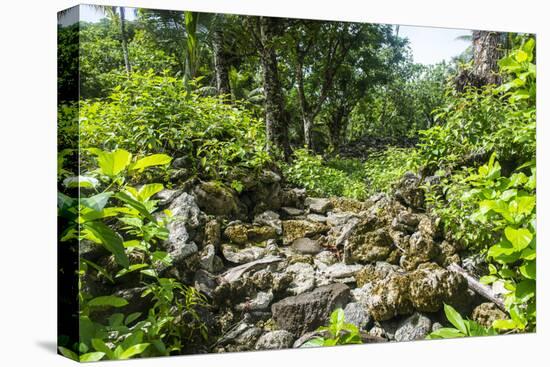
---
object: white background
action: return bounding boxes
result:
[0,0,547,366]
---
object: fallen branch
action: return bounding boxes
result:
[447,263,506,312]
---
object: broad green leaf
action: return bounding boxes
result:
[504,227,533,251]
[301,337,325,348]
[516,196,535,216]
[138,183,164,201]
[63,175,99,189]
[426,328,465,339]
[521,247,536,261]
[487,242,521,264]
[115,264,149,278]
[515,279,535,303]
[129,154,172,172]
[93,149,132,178]
[57,192,74,211]
[515,50,528,63]
[83,221,129,268]
[118,343,150,360]
[58,346,79,361]
[519,261,536,280]
[443,304,467,335]
[492,319,517,330]
[80,352,106,362]
[125,312,142,325]
[88,295,129,308]
[91,339,113,359]
[115,192,154,221]
[80,192,113,212]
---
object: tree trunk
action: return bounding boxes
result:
[472,30,502,86]
[212,28,231,97]
[258,17,291,160]
[328,106,345,151]
[303,116,314,151]
[118,7,131,74]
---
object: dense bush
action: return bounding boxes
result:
[78,70,271,180]
[58,149,208,361]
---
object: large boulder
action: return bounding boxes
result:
[192,181,246,218]
[282,220,328,245]
[358,263,469,321]
[271,283,350,336]
[394,172,425,209]
[394,312,433,342]
[254,330,295,350]
[342,216,396,264]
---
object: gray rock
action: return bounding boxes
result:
[306,197,333,214]
[255,330,295,350]
[394,313,432,342]
[324,263,363,280]
[291,237,323,255]
[221,244,265,264]
[286,262,316,295]
[155,188,182,207]
[326,212,359,227]
[282,220,328,245]
[344,302,371,330]
[194,270,218,298]
[314,251,339,266]
[260,170,282,184]
[199,244,223,273]
[271,283,350,336]
[394,172,424,209]
[307,214,328,223]
[254,210,283,235]
[236,291,274,311]
[192,181,245,218]
[281,207,305,216]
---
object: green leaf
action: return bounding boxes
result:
[125,312,142,325]
[515,50,528,63]
[115,192,155,221]
[492,319,517,330]
[88,295,129,308]
[443,304,467,335]
[79,352,105,362]
[119,343,150,359]
[519,261,536,280]
[80,192,113,212]
[58,346,79,361]
[63,175,99,189]
[426,328,465,339]
[83,221,129,268]
[515,279,535,303]
[129,154,172,172]
[138,183,164,201]
[92,149,132,178]
[504,227,533,251]
[91,339,113,359]
[516,196,535,216]
[57,192,75,211]
[115,264,149,278]
[301,337,325,348]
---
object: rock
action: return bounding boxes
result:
[391,211,420,233]
[281,207,304,217]
[282,220,328,245]
[394,313,432,342]
[194,270,218,298]
[271,283,350,336]
[343,215,395,264]
[291,237,323,255]
[236,291,274,311]
[204,219,221,247]
[166,192,204,236]
[314,251,339,266]
[306,197,333,214]
[255,330,295,350]
[394,172,424,209]
[281,188,306,209]
[192,181,245,218]
[307,214,328,223]
[221,324,263,351]
[292,330,324,348]
[224,224,278,245]
[329,197,367,213]
[155,188,182,207]
[260,170,282,184]
[471,302,508,328]
[286,262,316,295]
[323,263,363,281]
[358,263,469,321]
[344,302,372,330]
[355,262,402,287]
[254,210,282,235]
[326,212,359,227]
[400,231,438,270]
[199,244,223,273]
[221,244,265,264]
[334,217,361,248]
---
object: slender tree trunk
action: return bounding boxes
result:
[328,106,345,151]
[258,17,291,160]
[472,30,502,85]
[118,7,131,74]
[212,29,231,97]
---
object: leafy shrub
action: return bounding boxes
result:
[301,309,362,347]
[427,304,497,339]
[58,148,208,361]
[362,147,418,194]
[77,70,270,180]
[283,149,368,200]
